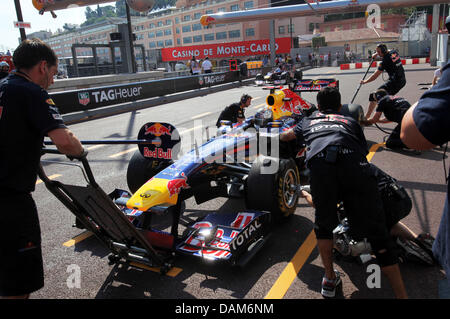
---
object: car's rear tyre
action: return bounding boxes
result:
[246,156,299,219]
[126,150,173,193]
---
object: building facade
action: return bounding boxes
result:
[43,0,323,68]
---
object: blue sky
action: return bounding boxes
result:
[0,1,102,52]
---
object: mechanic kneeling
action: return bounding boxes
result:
[280,87,407,298]
[362,89,412,150]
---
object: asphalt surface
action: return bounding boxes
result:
[30,64,448,301]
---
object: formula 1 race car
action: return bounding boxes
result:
[255,64,303,86]
[39,79,363,272]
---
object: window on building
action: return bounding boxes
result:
[278,26,285,34]
[177,38,181,45]
[216,32,227,39]
[156,30,163,37]
[206,9,213,14]
[176,27,180,34]
[288,23,294,33]
[244,1,254,9]
[166,19,172,25]
[183,15,191,22]
[245,28,255,36]
[193,35,202,43]
[149,23,155,29]
[157,21,163,27]
[149,42,156,48]
[231,4,239,11]
[183,37,193,44]
[192,23,202,31]
[229,30,240,38]
[165,39,173,46]
[204,33,214,41]
[182,25,191,33]
[194,12,202,19]
[164,29,172,36]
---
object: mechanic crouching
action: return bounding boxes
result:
[280,87,407,298]
[361,89,412,150]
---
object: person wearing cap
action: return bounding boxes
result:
[360,43,406,120]
[0,61,10,80]
[362,89,412,150]
[201,57,212,74]
[216,94,252,127]
[401,15,450,289]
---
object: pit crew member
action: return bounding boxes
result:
[362,89,412,150]
[360,43,406,119]
[216,94,252,127]
[280,86,407,299]
[401,16,450,284]
[0,39,85,299]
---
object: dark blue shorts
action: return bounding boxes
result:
[0,192,44,297]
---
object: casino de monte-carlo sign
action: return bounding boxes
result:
[161,37,291,61]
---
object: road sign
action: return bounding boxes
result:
[14,21,31,28]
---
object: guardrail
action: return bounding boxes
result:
[50,66,277,115]
[50,71,238,115]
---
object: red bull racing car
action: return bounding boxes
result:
[39,78,362,273]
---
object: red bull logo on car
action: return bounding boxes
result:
[144,123,172,137]
[143,147,172,160]
[167,172,189,197]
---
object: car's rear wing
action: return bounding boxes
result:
[291,78,339,92]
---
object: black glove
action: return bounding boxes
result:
[67,148,88,161]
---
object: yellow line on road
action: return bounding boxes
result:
[63,231,93,247]
[265,230,317,299]
[367,142,385,162]
[36,174,61,185]
[264,142,385,298]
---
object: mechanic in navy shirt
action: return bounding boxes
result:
[281,87,407,298]
[362,89,411,150]
[401,17,450,285]
[360,43,406,120]
[216,94,252,127]
[0,39,84,299]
